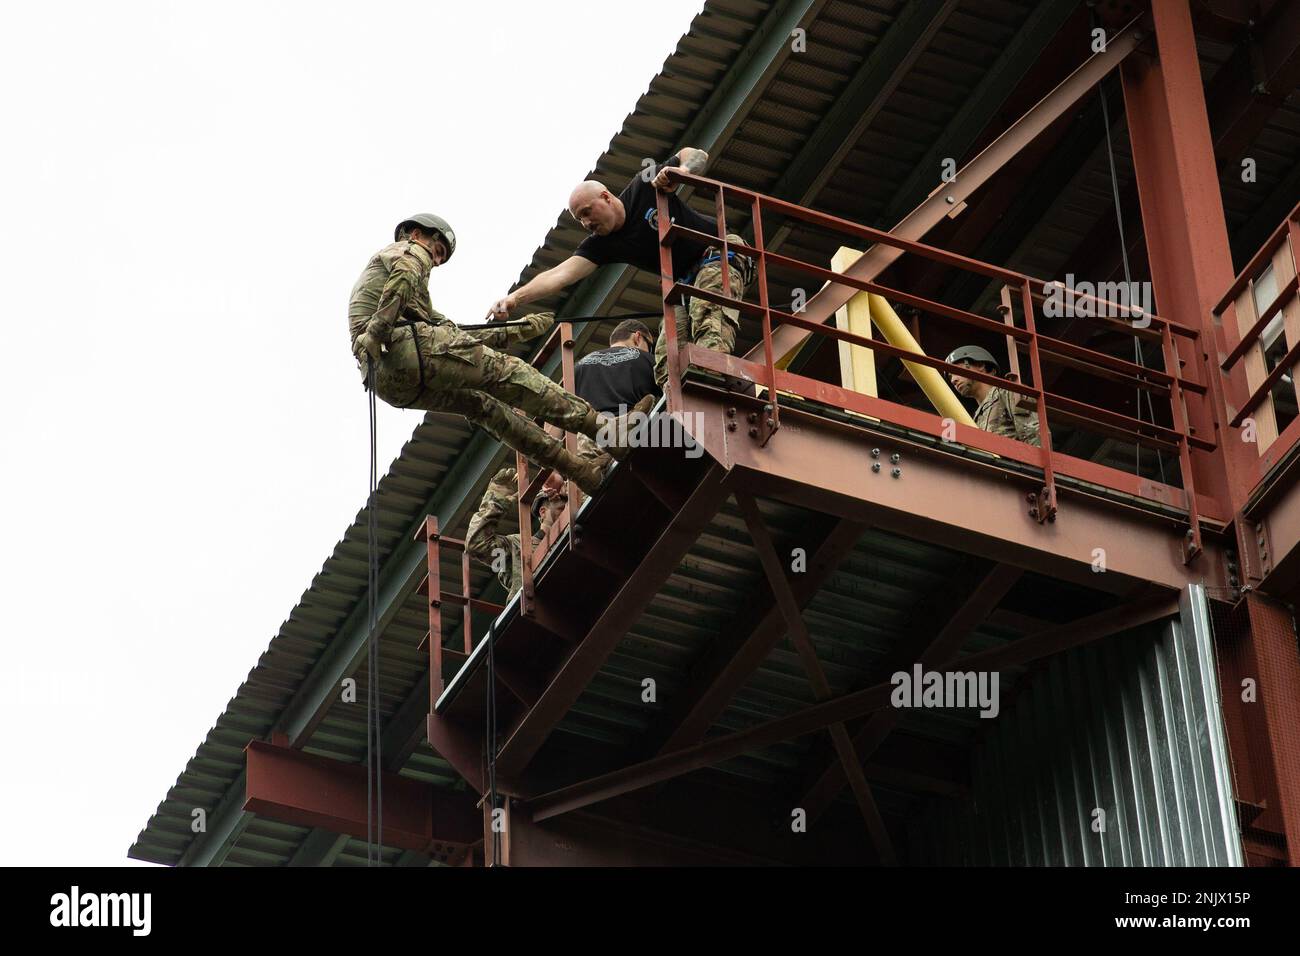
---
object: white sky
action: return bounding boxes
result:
[0,0,704,866]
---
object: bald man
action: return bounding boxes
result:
[488,148,752,387]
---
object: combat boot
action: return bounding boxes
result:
[531,438,608,496]
[589,393,658,461]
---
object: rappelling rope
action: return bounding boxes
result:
[365,361,384,865]
[486,617,500,866]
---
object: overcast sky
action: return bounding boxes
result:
[0,0,704,866]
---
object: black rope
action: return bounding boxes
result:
[461,310,663,331]
[1093,9,1166,484]
[365,361,384,865]
[486,616,499,866]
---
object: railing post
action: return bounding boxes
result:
[461,548,473,654]
[557,320,582,554]
[424,517,444,705]
[997,285,1022,383]
[515,451,535,615]
[1019,277,1057,522]
[1160,320,1203,563]
[715,187,731,300]
[657,189,682,414]
[752,194,778,444]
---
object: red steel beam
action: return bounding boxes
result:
[493,463,731,780]
[797,563,1023,823]
[651,517,867,756]
[1121,0,1253,567]
[242,740,480,854]
[736,492,896,863]
[675,386,1228,594]
[526,592,1180,821]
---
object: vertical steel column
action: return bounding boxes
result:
[1243,595,1300,864]
[1120,0,1244,559]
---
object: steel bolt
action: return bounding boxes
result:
[749,427,759,437]
[891,467,901,478]
[872,462,881,473]
[726,407,736,418]
[727,421,737,431]
[748,412,758,424]
[1029,508,1039,520]
[871,448,881,458]
[890,452,901,463]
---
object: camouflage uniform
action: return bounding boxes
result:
[653,235,751,386]
[349,241,607,479]
[974,386,1041,447]
[465,468,542,601]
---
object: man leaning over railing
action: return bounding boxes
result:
[486,149,754,388]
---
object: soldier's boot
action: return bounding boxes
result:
[584,393,658,462]
[531,437,607,496]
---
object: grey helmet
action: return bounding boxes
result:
[944,345,1000,372]
[395,213,456,260]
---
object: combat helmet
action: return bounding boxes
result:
[395,213,456,260]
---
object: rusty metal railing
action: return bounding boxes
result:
[655,169,1217,562]
[1215,200,1300,483]
[418,320,585,701]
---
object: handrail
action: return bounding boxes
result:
[655,168,1216,559]
[1215,202,1300,434]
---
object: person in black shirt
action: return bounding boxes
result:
[574,319,660,414]
[487,148,752,387]
[573,319,660,466]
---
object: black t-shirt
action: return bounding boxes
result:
[574,346,660,414]
[574,155,716,281]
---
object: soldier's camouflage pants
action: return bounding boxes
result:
[653,238,750,387]
[370,321,600,468]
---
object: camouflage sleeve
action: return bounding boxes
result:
[465,469,517,569]
[368,243,434,344]
[463,311,555,348]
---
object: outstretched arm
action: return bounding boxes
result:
[489,255,597,319]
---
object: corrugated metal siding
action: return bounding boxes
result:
[906,584,1243,866]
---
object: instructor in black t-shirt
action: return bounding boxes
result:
[574,319,660,414]
[487,147,752,388]
[571,318,661,468]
